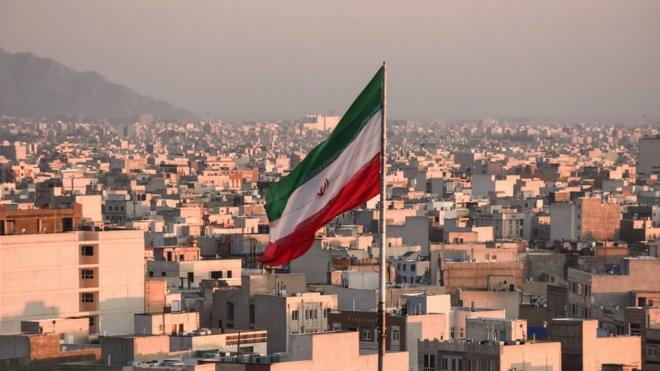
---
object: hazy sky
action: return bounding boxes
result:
[1,0,659,122]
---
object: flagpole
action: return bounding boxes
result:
[377,61,387,371]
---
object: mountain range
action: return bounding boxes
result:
[0,48,195,120]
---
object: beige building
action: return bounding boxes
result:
[210,273,336,353]
[147,257,241,289]
[251,292,338,353]
[567,257,660,321]
[211,331,407,371]
[548,319,641,371]
[0,332,100,369]
[438,261,524,290]
[467,317,528,343]
[0,230,145,335]
[418,338,562,371]
[550,197,621,241]
[328,309,446,371]
[20,317,90,344]
[134,311,200,335]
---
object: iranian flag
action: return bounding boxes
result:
[260,67,384,266]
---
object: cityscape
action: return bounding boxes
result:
[1,1,660,371]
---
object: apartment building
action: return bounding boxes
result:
[566,258,660,321]
[211,331,408,371]
[418,338,562,371]
[0,229,145,335]
[210,273,337,353]
[329,310,445,371]
[548,319,641,371]
[550,197,621,241]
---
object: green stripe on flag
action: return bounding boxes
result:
[265,67,384,222]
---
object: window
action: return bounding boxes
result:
[148,271,154,277]
[211,271,223,279]
[450,327,455,339]
[291,310,299,321]
[227,302,235,321]
[362,328,372,341]
[81,245,94,256]
[81,293,94,303]
[436,357,447,370]
[648,345,658,357]
[81,269,94,279]
[427,354,438,369]
[324,308,330,318]
[249,304,255,324]
[392,327,400,342]
[227,271,232,278]
[63,217,73,231]
[89,316,95,326]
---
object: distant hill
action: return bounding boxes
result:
[0,48,195,120]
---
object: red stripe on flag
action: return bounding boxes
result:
[259,153,381,266]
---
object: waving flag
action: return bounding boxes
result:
[260,67,384,266]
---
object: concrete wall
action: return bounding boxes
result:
[467,318,527,342]
[317,286,377,312]
[101,335,169,366]
[20,317,89,344]
[550,202,576,241]
[0,335,29,360]
[500,341,562,371]
[388,216,431,256]
[638,137,660,177]
[549,319,642,371]
[134,312,199,335]
[75,195,103,225]
[578,198,620,241]
[441,261,524,290]
[449,308,506,340]
[459,290,521,320]
[289,240,335,285]
[277,331,408,371]
[169,331,267,354]
[404,314,447,371]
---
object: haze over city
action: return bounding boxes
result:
[2,0,660,121]
[1,2,660,371]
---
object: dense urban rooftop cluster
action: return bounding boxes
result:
[0,114,659,371]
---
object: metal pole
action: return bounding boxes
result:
[377,61,388,371]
